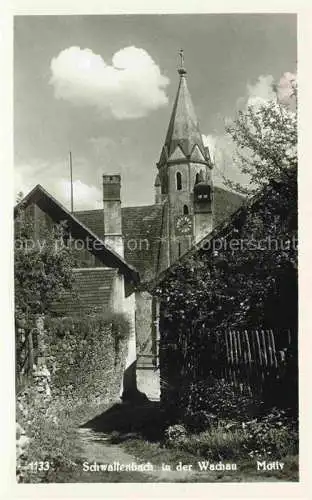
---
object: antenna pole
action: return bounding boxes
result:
[69,151,74,213]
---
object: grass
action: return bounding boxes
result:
[19,399,115,483]
[175,426,250,461]
[120,437,299,482]
[19,399,299,483]
[81,400,299,482]
[104,406,299,482]
[121,438,202,467]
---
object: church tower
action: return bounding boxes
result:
[156,50,214,266]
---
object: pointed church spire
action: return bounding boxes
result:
[158,50,210,167]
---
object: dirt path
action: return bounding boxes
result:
[72,427,279,483]
[75,427,206,482]
[64,402,287,483]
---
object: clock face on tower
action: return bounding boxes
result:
[175,215,193,235]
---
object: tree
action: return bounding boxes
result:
[15,205,75,320]
[223,76,297,270]
[224,78,297,196]
[15,203,76,378]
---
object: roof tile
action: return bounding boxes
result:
[74,187,243,283]
[51,268,116,316]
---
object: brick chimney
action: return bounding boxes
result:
[103,174,124,257]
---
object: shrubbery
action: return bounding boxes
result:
[165,409,298,462]
[241,408,298,459]
[165,415,298,462]
[163,377,298,463]
[166,424,248,461]
[180,378,263,429]
[44,311,129,404]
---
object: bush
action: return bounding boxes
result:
[242,408,298,458]
[164,424,187,443]
[166,408,298,462]
[167,423,249,461]
[180,378,263,431]
[21,414,81,483]
[44,311,129,402]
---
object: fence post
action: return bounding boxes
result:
[255,330,262,366]
[261,329,268,369]
[269,329,278,368]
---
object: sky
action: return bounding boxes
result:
[14,14,297,210]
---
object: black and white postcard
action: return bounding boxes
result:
[1,1,311,498]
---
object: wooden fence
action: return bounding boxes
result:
[159,323,297,406]
[194,327,295,396]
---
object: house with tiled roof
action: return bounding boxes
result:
[17,57,243,400]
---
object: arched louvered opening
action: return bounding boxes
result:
[183,205,189,215]
[195,173,201,185]
[176,172,182,191]
[195,170,204,185]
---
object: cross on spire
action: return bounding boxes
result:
[179,49,184,68]
[178,48,187,76]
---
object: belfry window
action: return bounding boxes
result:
[183,205,189,215]
[195,170,204,185]
[176,172,182,191]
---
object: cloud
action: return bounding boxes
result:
[15,160,102,210]
[202,134,217,162]
[60,179,102,210]
[246,75,275,108]
[211,71,297,191]
[276,72,297,106]
[50,46,170,119]
[245,72,297,109]
[201,132,250,189]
